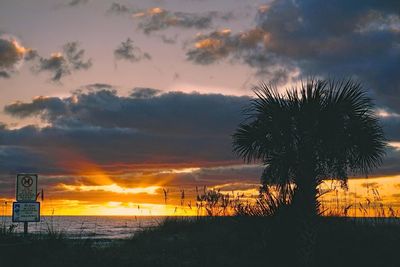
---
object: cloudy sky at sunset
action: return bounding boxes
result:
[0,0,399,215]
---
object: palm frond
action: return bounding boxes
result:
[232,77,386,196]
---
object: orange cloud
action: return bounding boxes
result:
[60,183,161,195]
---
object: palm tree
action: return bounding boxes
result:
[233,79,386,218]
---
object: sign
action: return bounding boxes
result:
[12,202,40,222]
[16,173,38,202]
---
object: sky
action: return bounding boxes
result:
[0,0,400,216]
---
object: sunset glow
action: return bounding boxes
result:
[11,39,28,55]
[61,184,161,195]
[1,171,399,217]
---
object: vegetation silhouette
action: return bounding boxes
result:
[233,78,386,216]
[232,78,386,266]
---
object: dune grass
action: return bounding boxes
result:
[1,216,400,267]
[1,186,399,266]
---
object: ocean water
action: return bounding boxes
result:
[0,216,170,239]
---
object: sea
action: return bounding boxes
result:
[0,216,172,240]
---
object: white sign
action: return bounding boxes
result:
[12,202,40,222]
[16,174,38,202]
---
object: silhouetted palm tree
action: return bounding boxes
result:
[233,79,386,217]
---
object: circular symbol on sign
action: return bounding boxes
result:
[21,176,33,187]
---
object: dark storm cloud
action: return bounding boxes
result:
[0,145,62,176]
[369,147,400,177]
[110,164,263,191]
[4,89,249,136]
[130,87,162,98]
[4,96,68,121]
[0,90,251,175]
[133,7,234,34]
[34,54,70,81]
[32,42,92,81]
[0,38,89,81]
[67,0,89,7]
[80,83,114,91]
[187,0,400,101]
[63,42,92,70]
[159,34,178,44]
[256,0,400,110]
[0,128,262,196]
[107,2,133,15]
[0,36,40,79]
[0,71,10,78]
[114,38,151,62]
[0,146,87,196]
[187,28,266,64]
[0,125,235,173]
[0,37,36,78]
[110,5,234,46]
[0,38,24,69]
[168,165,263,188]
[1,88,400,178]
[24,50,39,61]
[186,27,294,84]
[379,114,400,141]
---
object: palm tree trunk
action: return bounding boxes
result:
[292,175,319,267]
[294,177,318,217]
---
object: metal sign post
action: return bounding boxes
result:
[24,222,28,235]
[13,174,40,235]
